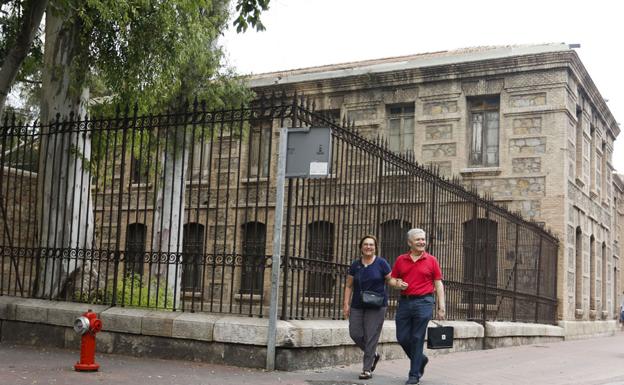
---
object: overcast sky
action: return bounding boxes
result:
[221,0,624,172]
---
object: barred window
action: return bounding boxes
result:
[125,223,146,275]
[182,223,204,291]
[240,221,266,295]
[306,221,334,297]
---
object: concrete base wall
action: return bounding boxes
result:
[558,320,618,340]
[0,297,615,370]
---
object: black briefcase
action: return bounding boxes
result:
[426,323,454,349]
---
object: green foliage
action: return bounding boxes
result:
[73,274,174,310]
[45,0,264,114]
[112,274,174,310]
[2,0,268,118]
[234,0,270,32]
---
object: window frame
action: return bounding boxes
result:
[468,96,500,168]
[386,104,415,154]
[247,120,272,179]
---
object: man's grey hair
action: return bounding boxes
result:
[407,228,426,240]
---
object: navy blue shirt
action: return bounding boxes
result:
[348,256,391,308]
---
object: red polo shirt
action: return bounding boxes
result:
[391,251,443,296]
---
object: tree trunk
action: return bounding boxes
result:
[35,9,95,299]
[150,127,189,309]
[0,0,49,116]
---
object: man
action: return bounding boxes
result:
[391,228,445,385]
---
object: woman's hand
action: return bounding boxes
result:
[343,303,350,318]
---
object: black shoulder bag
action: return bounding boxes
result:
[357,263,384,308]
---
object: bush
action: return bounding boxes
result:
[112,274,174,310]
[73,274,174,310]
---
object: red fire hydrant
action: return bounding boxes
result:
[73,309,103,372]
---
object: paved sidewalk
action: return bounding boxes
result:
[1,332,624,385]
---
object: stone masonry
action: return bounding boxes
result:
[248,44,623,330]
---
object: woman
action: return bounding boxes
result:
[620,292,624,330]
[343,234,403,380]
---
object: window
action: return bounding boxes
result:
[380,220,412,265]
[248,120,271,178]
[315,109,341,124]
[240,222,266,294]
[601,142,607,200]
[462,218,498,305]
[590,235,596,311]
[575,105,583,180]
[601,242,607,313]
[468,96,499,167]
[125,223,146,275]
[182,223,204,291]
[306,221,335,297]
[590,125,596,192]
[387,105,414,154]
[614,266,618,315]
[130,155,148,184]
[575,227,582,310]
[187,141,212,181]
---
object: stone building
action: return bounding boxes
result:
[247,43,623,328]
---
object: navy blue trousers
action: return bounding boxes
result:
[395,295,434,381]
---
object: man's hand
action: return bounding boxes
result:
[395,278,409,290]
[436,307,446,320]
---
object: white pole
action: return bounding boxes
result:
[266,127,288,370]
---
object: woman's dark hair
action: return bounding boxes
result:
[359,234,378,254]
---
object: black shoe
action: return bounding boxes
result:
[405,378,420,385]
[359,371,372,380]
[419,355,429,377]
[371,352,380,372]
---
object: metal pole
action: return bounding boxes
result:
[266,127,288,371]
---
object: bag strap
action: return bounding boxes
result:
[429,320,443,327]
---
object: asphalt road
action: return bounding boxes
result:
[1,331,624,385]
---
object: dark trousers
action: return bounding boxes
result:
[349,306,387,371]
[395,295,434,381]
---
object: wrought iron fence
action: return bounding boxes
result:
[0,94,558,323]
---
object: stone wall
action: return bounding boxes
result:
[247,49,621,325]
[0,297,585,371]
[1,167,38,295]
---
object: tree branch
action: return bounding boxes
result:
[0,0,48,115]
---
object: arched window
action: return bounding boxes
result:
[575,227,583,310]
[380,219,412,265]
[182,223,204,291]
[462,218,498,304]
[125,223,146,275]
[306,221,334,297]
[240,222,266,294]
[590,235,596,311]
[601,242,607,313]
